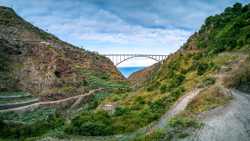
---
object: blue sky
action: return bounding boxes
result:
[0,0,249,66]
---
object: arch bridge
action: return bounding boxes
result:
[103,54,168,66]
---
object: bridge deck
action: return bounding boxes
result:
[103,54,168,66]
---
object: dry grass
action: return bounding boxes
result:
[221,57,250,88]
[186,85,232,114]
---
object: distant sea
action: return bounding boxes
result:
[118,67,145,78]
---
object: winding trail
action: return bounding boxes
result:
[180,90,250,141]
[153,89,201,129]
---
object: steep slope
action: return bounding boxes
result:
[0,6,127,99]
[128,63,160,89]
[143,3,250,93]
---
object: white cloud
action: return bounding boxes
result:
[1,0,247,67]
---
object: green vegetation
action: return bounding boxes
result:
[0,108,56,124]
[168,115,201,129]
[66,87,186,135]
[191,3,250,54]
[132,115,202,141]
[0,91,29,97]
[132,129,166,141]
[0,111,64,140]
[78,69,130,91]
[81,92,112,111]
[0,96,35,104]
[0,92,36,105]
[65,111,113,136]
[200,76,216,87]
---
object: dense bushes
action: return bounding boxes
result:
[196,3,250,54]
[160,84,167,93]
[114,106,130,116]
[65,111,113,136]
[66,94,177,136]
[0,113,64,139]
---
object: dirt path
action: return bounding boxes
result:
[153,89,201,129]
[180,90,250,141]
[0,88,103,113]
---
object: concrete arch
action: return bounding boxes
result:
[116,55,160,66]
[103,54,167,66]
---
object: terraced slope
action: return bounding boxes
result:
[0,92,38,110]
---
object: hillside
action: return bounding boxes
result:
[0,6,127,99]
[128,63,160,89]
[0,3,250,141]
[59,2,250,140]
[145,2,250,93]
[119,3,250,140]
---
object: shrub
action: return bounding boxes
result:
[197,63,209,75]
[0,113,64,139]
[160,84,167,93]
[146,82,160,92]
[114,106,130,116]
[135,96,145,105]
[149,98,165,112]
[202,77,216,86]
[170,87,184,100]
[65,111,113,136]
[168,116,200,128]
[132,129,165,141]
[138,107,159,123]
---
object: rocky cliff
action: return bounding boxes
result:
[0,6,126,98]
